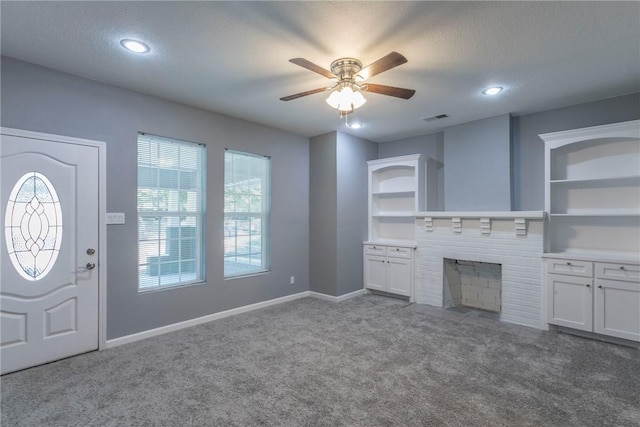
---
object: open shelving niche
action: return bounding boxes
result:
[367,154,440,245]
[541,119,640,262]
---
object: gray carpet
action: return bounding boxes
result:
[1,295,639,426]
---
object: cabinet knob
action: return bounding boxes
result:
[586,284,590,288]
[566,262,572,266]
[598,285,603,289]
[619,266,625,270]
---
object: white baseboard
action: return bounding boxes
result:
[105,289,366,349]
[309,289,366,302]
[105,291,311,349]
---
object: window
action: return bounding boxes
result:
[224,150,270,277]
[137,134,205,291]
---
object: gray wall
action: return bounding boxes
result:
[309,131,376,297]
[336,133,377,296]
[377,132,445,210]
[1,57,310,339]
[377,132,443,162]
[444,114,512,211]
[309,132,337,296]
[513,93,640,210]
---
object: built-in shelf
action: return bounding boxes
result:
[372,190,415,197]
[550,175,640,185]
[367,154,438,243]
[542,121,640,343]
[541,119,640,257]
[550,210,640,217]
[372,212,417,218]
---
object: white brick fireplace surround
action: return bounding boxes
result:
[415,212,546,329]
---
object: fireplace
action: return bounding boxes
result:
[443,259,502,312]
[415,212,545,329]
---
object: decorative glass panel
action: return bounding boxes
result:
[4,172,62,281]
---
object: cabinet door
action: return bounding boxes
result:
[364,255,386,292]
[547,274,593,331]
[386,257,412,297]
[594,279,640,342]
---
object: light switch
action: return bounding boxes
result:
[106,212,125,224]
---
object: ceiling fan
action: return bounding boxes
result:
[280,52,415,115]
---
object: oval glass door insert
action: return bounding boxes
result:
[4,172,63,281]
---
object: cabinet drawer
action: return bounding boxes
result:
[596,263,640,283]
[545,259,593,277]
[386,246,412,259]
[364,244,386,256]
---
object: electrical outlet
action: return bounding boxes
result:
[290,276,295,285]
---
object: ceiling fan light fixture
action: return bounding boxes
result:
[326,90,342,109]
[326,86,367,112]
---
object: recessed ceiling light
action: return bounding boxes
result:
[120,39,150,53]
[347,122,364,129]
[482,86,503,96]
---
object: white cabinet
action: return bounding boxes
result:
[363,244,414,298]
[545,257,640,342]
[541,120,640,342]
[363,154,440,300]
[367,154,439,243]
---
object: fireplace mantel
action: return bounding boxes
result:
[416,211,545,219]
[415,211,545,237]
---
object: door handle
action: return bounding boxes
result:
[74,262,96,273]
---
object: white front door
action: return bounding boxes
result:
[1,130,100,374]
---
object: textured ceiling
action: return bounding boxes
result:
[1,1,639,142]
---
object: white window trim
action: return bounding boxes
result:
[224,149,271,279]
[137,133,206,292]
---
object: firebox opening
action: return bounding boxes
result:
[443,258,502,313]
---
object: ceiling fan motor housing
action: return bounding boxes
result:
[330,58,363,87]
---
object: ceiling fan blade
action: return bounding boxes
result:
[280,87,330,101]
[289,58,335,79]
[364,84,416,99]
[358,52,408,80]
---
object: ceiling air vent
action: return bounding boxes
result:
[423,114,449,122]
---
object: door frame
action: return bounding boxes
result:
[1,127,108,350]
